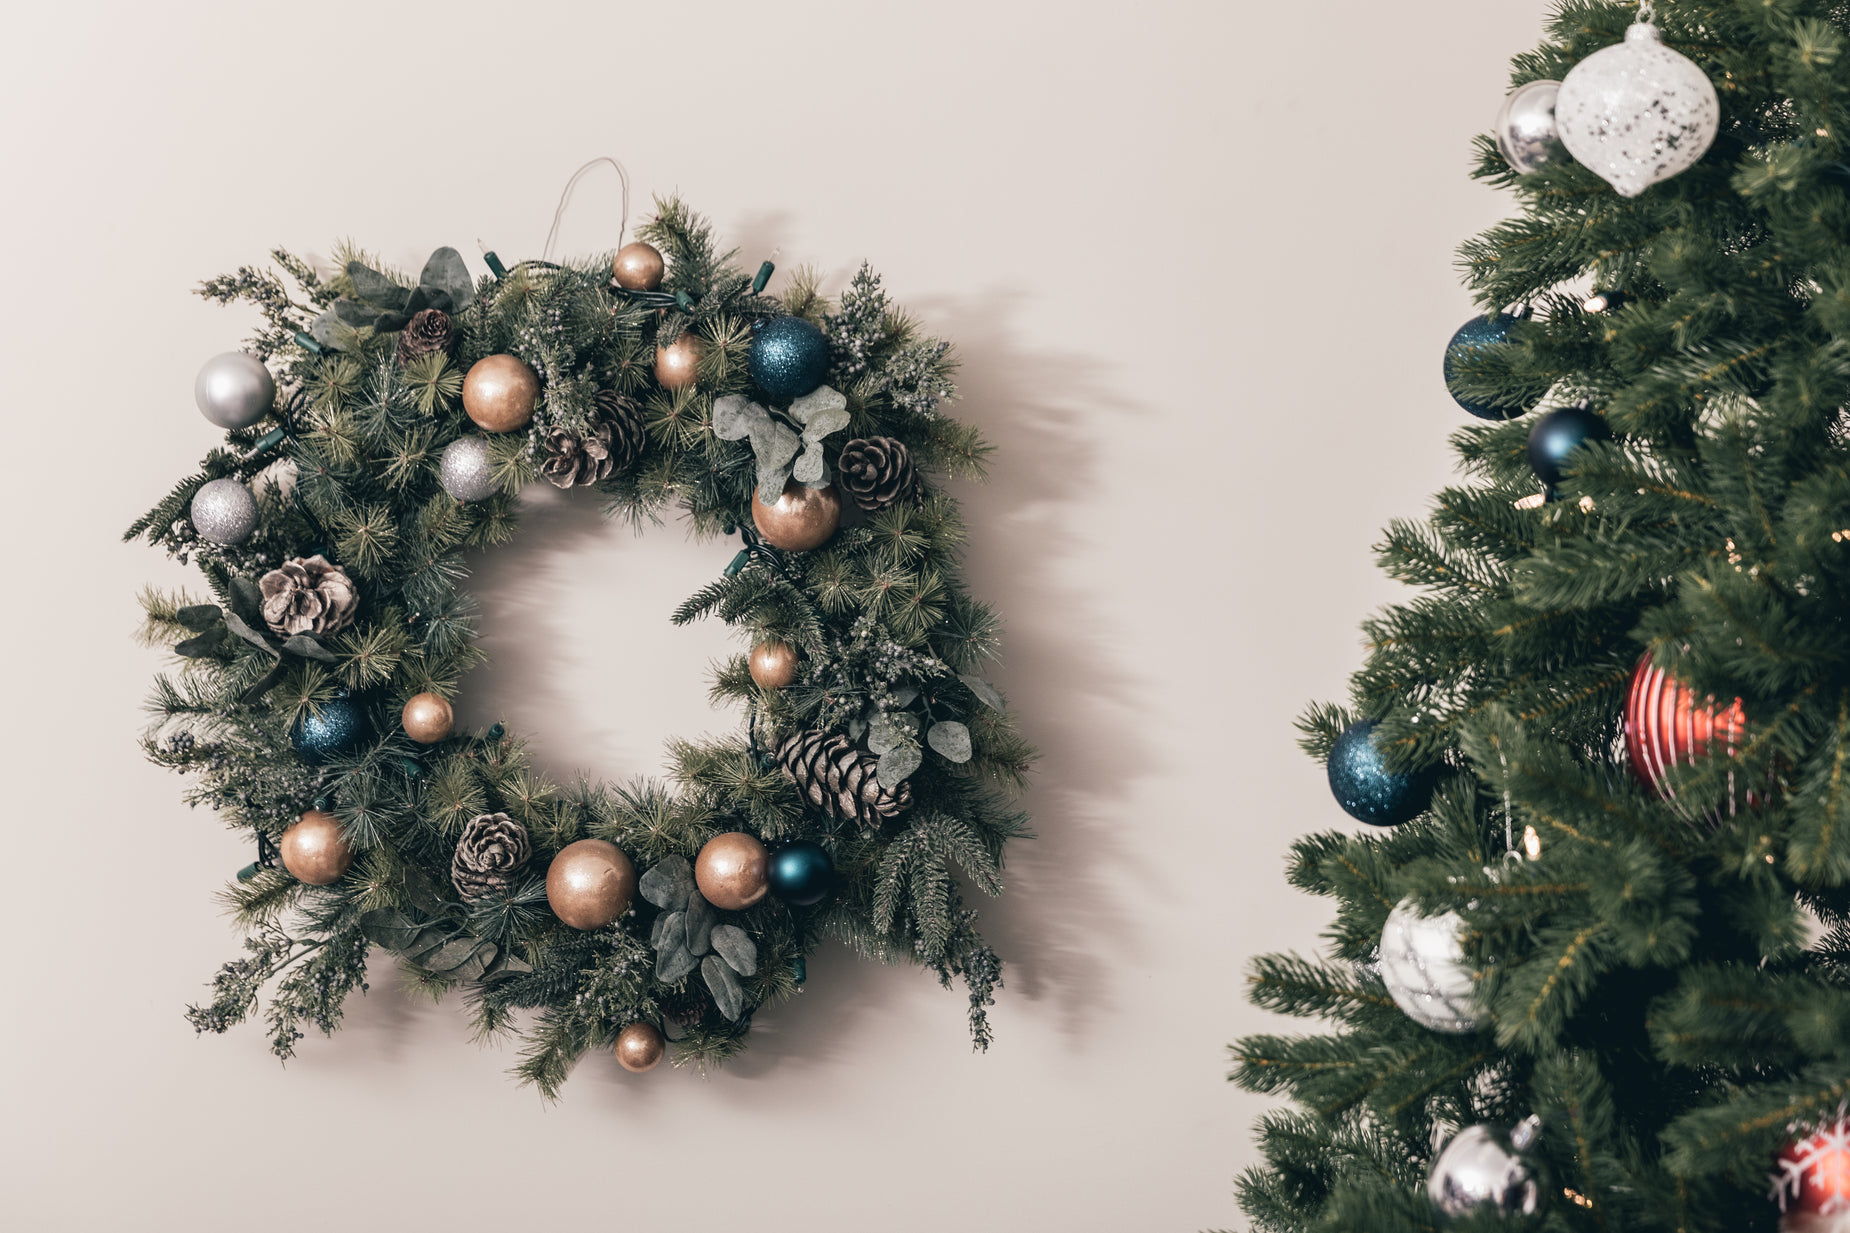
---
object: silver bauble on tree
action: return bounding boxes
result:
[189,478,257,545]
[1495,80,1569,175]
[194,352,275,430]
[1427,1116,1550,1226]
[439,437,500,502]
[1556,16,1719,197]
[1379,898,1485,1034]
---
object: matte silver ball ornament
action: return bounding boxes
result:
[189,478,258,545]
[1494,80,1568,175]
[1427,1117,1549,1225]
[1380,898,1485,1034]
[194,352,276,429]
[439,437,500,502]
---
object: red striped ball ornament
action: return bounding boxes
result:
[1623,653,1747,821]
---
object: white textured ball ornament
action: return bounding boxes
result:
[1495,80,1569,175]
[1556,20,1719,198]
[1379,898,1485,1034]
[189,478,258,545]
[439,437,500,502]
[194,352,276,429]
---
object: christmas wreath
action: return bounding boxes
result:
[127,197,1034,1094]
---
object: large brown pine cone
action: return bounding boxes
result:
[450,812,532,901]
[776,730,912,829]
[258,555,359,637]
[540,391,646,488]
[396,308,454,365]
[837,437,920,512]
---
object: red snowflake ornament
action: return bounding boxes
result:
[1772,1111,1850,1232]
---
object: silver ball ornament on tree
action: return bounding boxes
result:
[1379,898,1485,1034]
[189,478,258,545]
[1495,80,1568,174]
[194,352,276,429]
[1427,1116,1549,1226]
[439,437,500,502]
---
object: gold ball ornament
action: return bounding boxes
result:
[694,832,770,911]
[279,810,354,886]
[751,481,841,552]
[749,640,800,690]
[400,692,454,744]
[654,334,701,390]
[545,839,637,930]
[462,354,540,433]
[612,242,665,292]
[614,1022,666,1073]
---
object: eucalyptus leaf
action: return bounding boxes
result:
[228,575,264,626]
[176,604,223,631]
[309,309,349,352]
[702,954,744,1021]
[281,635,337,663]
[221,611,280,658]
[657,943,700,985]
[709,924,757,976]
[418,287,455,314]
[372,311,411,333]
[877,743,923,787]
[959,674,1005,712]
[175,629,227,658]
[750,422,802,495]
[683,892,716,957]
[848,716,867,741]
[358,909,425,951]
[868,713,917,755]
[237,660,288,704]
[711,395,766,442]
[788,385,847,430]
[345,262,409,311]
[418,247,473,311]
[652,909,685,954]
[448,942,498,983]
[640,857,694,910]
[417,936,482,974]
[891,685,920,708]
[926,720,973,763]
[403,286,430,316]
[791,440,831,487]
[332,297,377,327]
[480,952,534,984]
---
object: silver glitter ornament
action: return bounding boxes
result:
[1495,80,1569,175]
[1428,1116,1549,1225]
[1556,16,1719,198]
[194,352,276,429]
[439,437,500,502]
[1380,898,1485,1034]
[189,478,258,545]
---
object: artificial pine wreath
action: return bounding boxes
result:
[127,199,1034,1094]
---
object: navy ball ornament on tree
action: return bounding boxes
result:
[749,316,829,401]
[767,840,833,907]
[194,352,275,429]
[290,692,370,764]
[1527,403,1610,488]
[1327,718,1434,827]
[1443,313,1529,420]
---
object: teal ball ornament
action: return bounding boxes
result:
[1328,719,1434,827]
[767,840,833,906]
[291,694,370,764]
[749,317,829,401]
[1443,314,1529,420]
[1527,404,1610,489]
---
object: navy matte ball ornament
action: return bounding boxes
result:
[1526,404,1610,488]
[1443,314,1528,420]
[1328,719,1434,827]
[749,316,830,401]
[767,840,833,906]
[290,694,370,764]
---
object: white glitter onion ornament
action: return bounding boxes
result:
[1379,898,1486,1034]
[1555,8,1719,198]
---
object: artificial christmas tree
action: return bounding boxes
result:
[1230,4,1850,1230]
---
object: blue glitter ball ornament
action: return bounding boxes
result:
[749,316,830,401]
[1443,314,1530,420]
[290,694,370,765]
[1327,719,1434,827]
[1527,404,1610,488]
[767,840,833,906]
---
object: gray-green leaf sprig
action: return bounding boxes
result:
[638,856,759,1021]
[311,247,475,351]
[712,385,851,496]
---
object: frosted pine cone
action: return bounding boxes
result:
[837,437,920,512]
[776,730,912,829]
[450,812,532,901]
[396,308,453,365]
[258,555,359,637]
[540,391,646,488]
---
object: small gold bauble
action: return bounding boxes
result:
[400,692,454,744]
[749,641,800,690]
[612,242,665,292]
[614,1022,666,1073]
[654,334,701,391]
[462,354,541,432]
[751,481,842,552]
[279,810,354,886]
[545,838,637,930]
[694,832,770,911]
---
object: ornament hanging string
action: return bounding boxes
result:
[542,156,632,263]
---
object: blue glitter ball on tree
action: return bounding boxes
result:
[767,840,833,906]
[290,694,371,764]
[1327,719,1434,827]
[1526,404,1610,488]
[1443,314,1530,420]
[749,316,830,401]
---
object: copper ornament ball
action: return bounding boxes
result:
[279,810,354,886]
[694,832,770,911]
[654,334,701,391]
[612,242,665,292]
[400,692,454,744]
[545,838,637,930]
[749,640,800,690]
[751,481,841,552]
[462,354,541,432]
[614,1022,666,1073]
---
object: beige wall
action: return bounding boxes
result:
[1,1,1552,1228]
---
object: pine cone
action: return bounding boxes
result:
[450,812,532,901]
[396,308,453,365]
[776,730,912,829]
[837,437,920,512]
[540,391,646,489]
[258,555,359,637]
